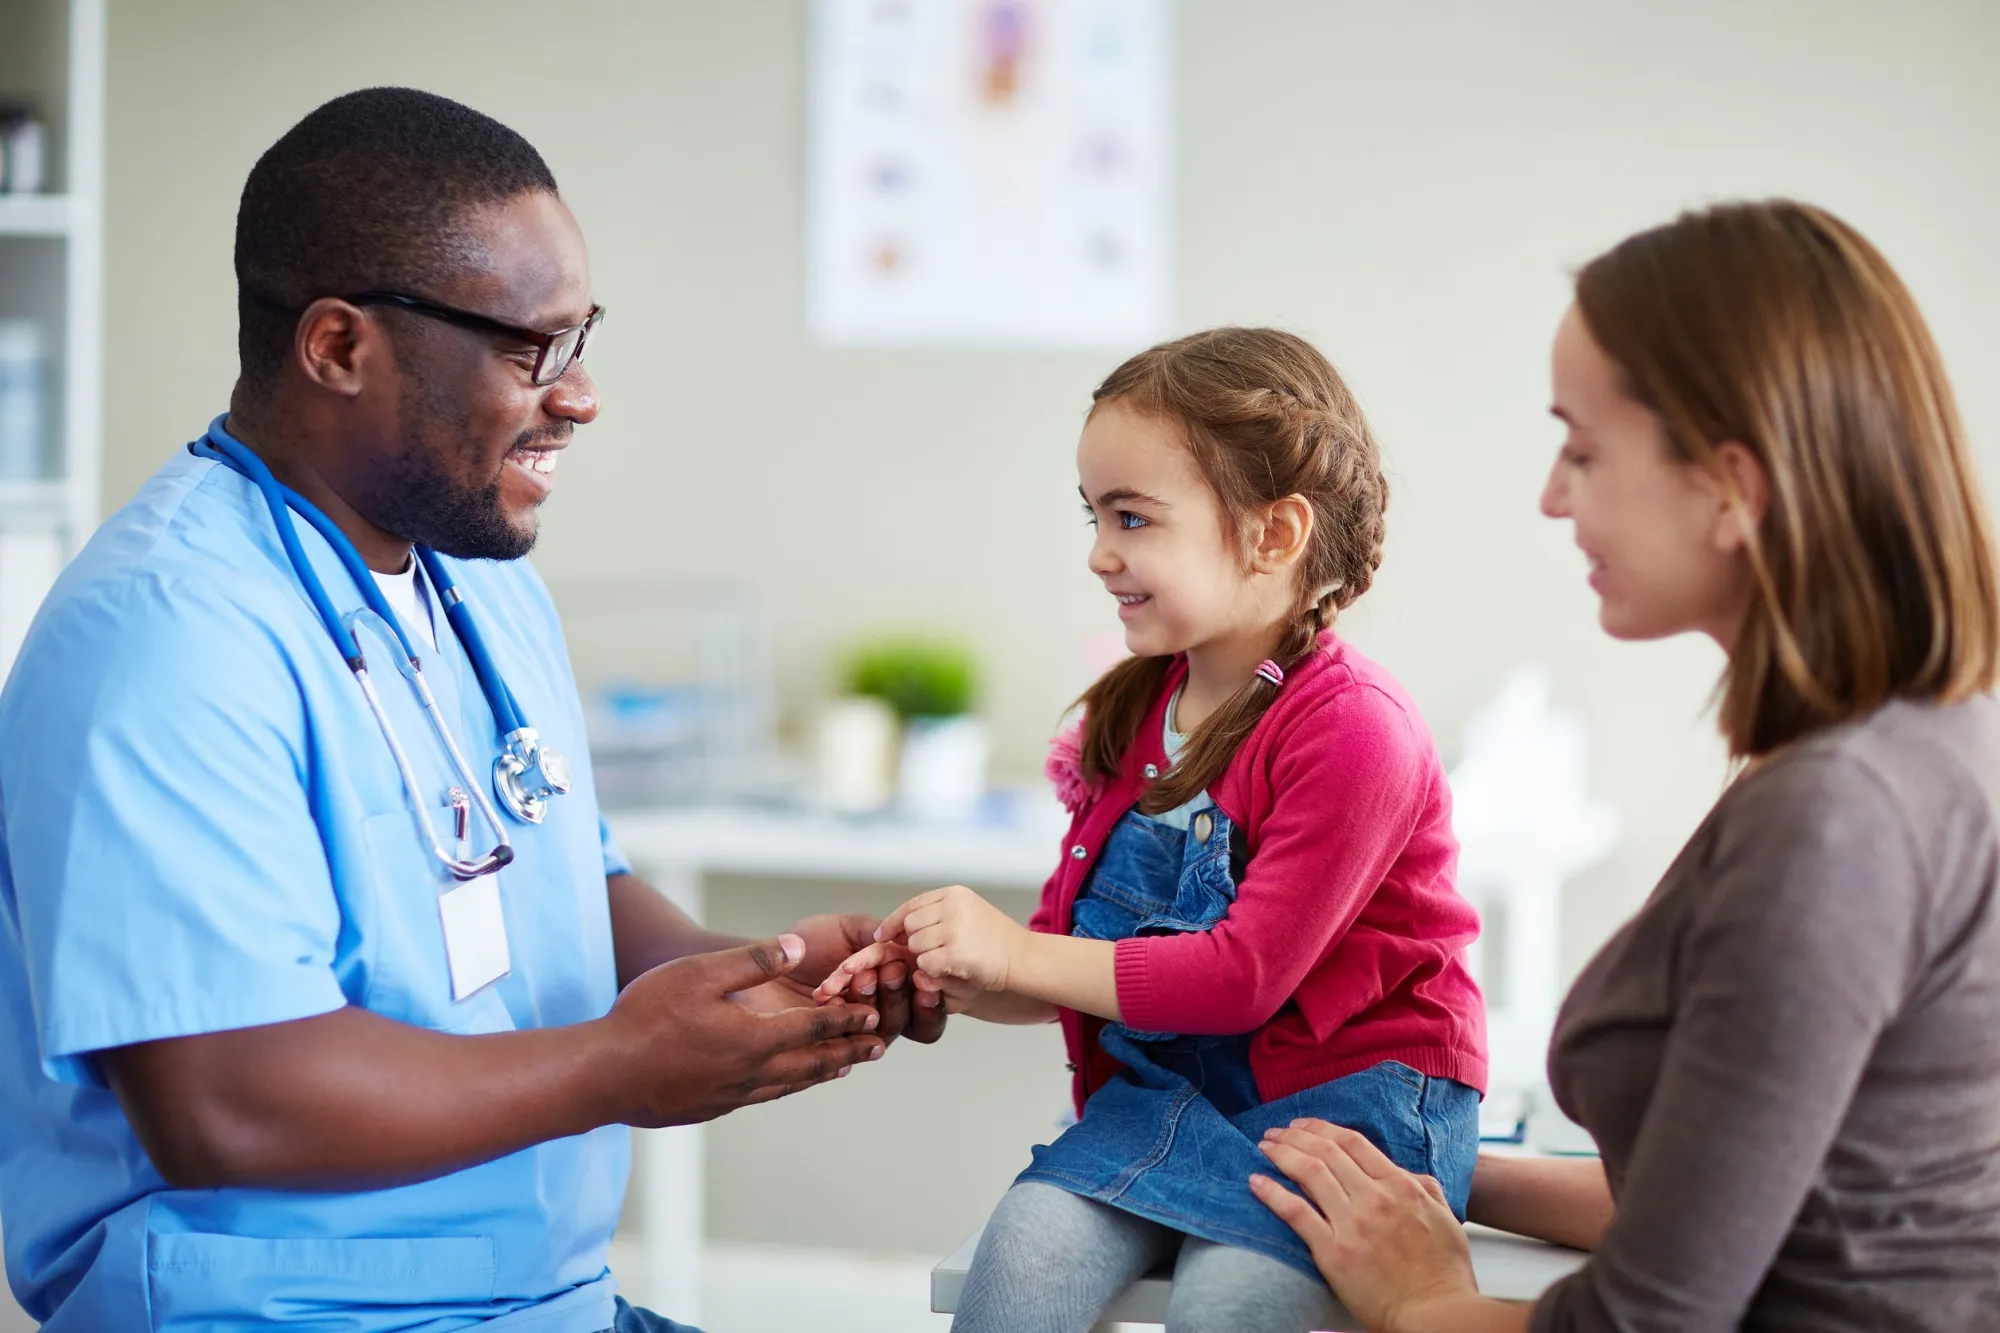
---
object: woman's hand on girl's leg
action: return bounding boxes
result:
[1251,1118,1522,1333]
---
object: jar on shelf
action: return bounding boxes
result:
[0,321,48,480]
[0,105,46,194]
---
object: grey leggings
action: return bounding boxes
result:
[951,1181,1342,1333]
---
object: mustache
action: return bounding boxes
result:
[508,424,573,452]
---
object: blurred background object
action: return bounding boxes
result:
[4,0,1999,1328]
[1450,668,1620,1143]
[0,103,47,194]
[0,319,47,478]
[806,0,1172,348]
[560,579,784,808]
[0,0,102,699]
[841,633,990,819]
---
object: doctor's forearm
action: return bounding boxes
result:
[609,871,744,987]
[102,1006,631,1191]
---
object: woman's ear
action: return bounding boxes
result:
[1709,441,1770,553]
[1250,495,1315,574]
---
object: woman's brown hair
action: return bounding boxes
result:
[1075,327,1388,811]
[1576,200,2000,756]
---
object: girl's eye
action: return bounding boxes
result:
[1118,511,1148,531]
[1080,501,1098,528]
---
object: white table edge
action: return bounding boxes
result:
[930,1223,1586,1325]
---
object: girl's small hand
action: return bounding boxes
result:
[1252,1119,1478,1331]
[813,940,918,1003]
[878,885,1026,993]
[910,967,988,1014]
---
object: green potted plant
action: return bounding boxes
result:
[840,636,987,820]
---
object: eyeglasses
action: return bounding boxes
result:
[346,291,604,387]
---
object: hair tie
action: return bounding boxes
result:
[1255,659,1285,687]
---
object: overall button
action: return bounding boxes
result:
[1192,812,1214,842]
[1143,763,1160,779]
[1070,844,1089,860]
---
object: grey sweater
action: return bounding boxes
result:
[1532,697,2000,1332]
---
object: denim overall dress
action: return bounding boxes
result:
[1015,709,1481,1277]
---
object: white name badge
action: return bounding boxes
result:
[439,873,512,1001]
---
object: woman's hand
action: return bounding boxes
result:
[878,885,1030,994]
[1253,1118,1498,1333]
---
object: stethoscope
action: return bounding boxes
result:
[193,419,572,881]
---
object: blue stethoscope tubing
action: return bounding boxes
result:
[195,420,570,879]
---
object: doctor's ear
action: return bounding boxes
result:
[293,298,378,399]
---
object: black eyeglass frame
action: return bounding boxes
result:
[343,290,604,387]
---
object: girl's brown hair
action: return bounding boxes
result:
[1576,200,2000,756]
[1076,327,1388,811]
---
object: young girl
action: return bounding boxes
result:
[821,328,1487,1333]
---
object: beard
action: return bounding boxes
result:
[372,375,542,561]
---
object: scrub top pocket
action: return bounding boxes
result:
[147,1232,497,1329]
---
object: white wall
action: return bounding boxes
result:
[98,0,2000,1253]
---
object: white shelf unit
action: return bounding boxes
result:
[0,0,104,676]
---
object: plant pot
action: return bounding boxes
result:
[814,695,898,813]
[898,714,989,822]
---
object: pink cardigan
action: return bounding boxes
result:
[1031,632,1488,1114]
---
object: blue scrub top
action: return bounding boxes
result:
[0,420,633,1332]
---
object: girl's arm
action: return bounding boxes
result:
[958,989,1062,1025]
[1466,1153,1614,1252]
[812,903,1085,1023]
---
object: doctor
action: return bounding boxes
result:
[0,88,938,1333]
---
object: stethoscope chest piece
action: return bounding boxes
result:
[195,420,574,876]
[495,727,572,824]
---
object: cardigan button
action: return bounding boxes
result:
[1143,763,1159,779]
[1070,844,1088,860]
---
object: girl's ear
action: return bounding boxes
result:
[1250,495,1315,574]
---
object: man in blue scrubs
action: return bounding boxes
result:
[0,88,940,1332]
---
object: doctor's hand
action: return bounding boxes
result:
[784,912,948,1046]
[601,933,886,1129]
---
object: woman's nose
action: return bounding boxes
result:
[1540,459,1570,519]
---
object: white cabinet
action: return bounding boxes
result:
[0,0,103,678]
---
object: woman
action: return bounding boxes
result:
[1251,199,2000,1331]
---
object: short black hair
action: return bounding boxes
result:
[234,87,558,398]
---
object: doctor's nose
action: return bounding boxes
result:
[545,363,599,426]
